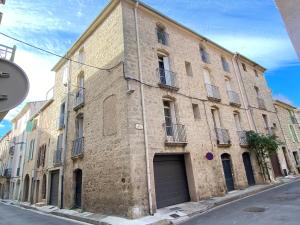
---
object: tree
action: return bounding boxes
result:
[246,131,282,181]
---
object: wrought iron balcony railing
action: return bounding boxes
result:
[164,123,187,145]
[4,168,11,178]
[237,130,248,147]
[53,149,62,165]
[215,128,231,146]
[227,90,241,107]
[9,146,15,155]
[72,137,84,158]
[206,84,221,102]
[157,68,178,90]
[74,89,85,110]
[156,29,169,46]
[257,97,266,110]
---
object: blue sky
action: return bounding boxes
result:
[0,0,299,137]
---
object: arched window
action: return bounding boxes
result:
[200,45,209,63]
[103,95,117,136]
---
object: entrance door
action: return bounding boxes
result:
[270,153,283,177]
[35,180,40,203]
[50,171,59,206]
[242,152,255,186]
[221,154,235,192]
[154,155,190,208]
[74,169,82,208]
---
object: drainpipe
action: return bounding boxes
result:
[232,54,256,132]
[134,1,153,215]
[60,58,71,208]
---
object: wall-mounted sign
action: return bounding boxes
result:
[206,152,214,160]
[0,58,29,112]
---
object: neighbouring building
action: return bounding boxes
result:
[0,131,12,199]
[1,0,298,219]
[276,0,300,59]
[274,100,300,174]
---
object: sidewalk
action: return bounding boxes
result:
[1,176,298,225]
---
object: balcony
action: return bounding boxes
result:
[206,84,221,102]
[227,90,241,107]
[74,89,85,110]
[4,168,11,178]
[72,137,84,159]
[16,167,20,177]
[53,149,62,166]
[237,130,248,147]
[164,123,187,146]
[157,68,178,91]
[9,146,15,155]
[257,97,266,110]
[215,128,231,147]
[156,29,169,46]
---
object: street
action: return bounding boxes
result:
[0,203,89,225]
[182,179,300,225]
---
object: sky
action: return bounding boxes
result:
[0,0,299,137]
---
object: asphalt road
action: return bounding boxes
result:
[0,203,89,225]
[182,179,300,225]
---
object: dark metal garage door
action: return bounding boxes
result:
[154,155,190,209]
[49,170,59,206]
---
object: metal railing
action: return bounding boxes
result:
[0,44,16,61]
[265,127,275,136]
[53,149,62,165]
[164,123,187,144]
[74,89,85,110]
[237,130,248,146]
[215,128,231,145]
[16,167,20,177]
[157,68,177,89]
[206,84,221,101]
[72,137,84,158]
[227,90,241,106]
[156,28,169,45]
[257,97,266,110]
[4,168,11,178]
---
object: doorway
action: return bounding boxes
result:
[242,152,256,186]
[74,169,82,208]
[221,154,235,192]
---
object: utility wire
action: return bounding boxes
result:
[0,31,123,71]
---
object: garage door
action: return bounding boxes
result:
[49,171,59,206]
[154,155,190,209]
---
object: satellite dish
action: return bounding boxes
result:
[0,58,29,112]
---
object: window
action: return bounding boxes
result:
[37,145,46,168]
[262,114,269,128]
[103,95,117,136]
[163,99,176,136]
[293,151,300,165]
[289,125,299,143]
[254,69,258,77]
[158,54,173,86]
[233,112,242,131]
[221,56,230,72]
[156,24,168,45]
[192,104,200,120]
[200,45,210,63]
[62,65,68,86]
[75,114,84,139]
[242,63,247,71]
[185,61,193,77]
[77,48,85,65]
[56,134,63,151]
[211,107,221,128]
[58,102,65,129]
[27,139,35,161]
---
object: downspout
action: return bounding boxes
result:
[134,1,153,215]
[60,58,71,208]
[232,54,257,132]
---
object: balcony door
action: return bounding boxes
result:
[211,108,221,129]
[234,113,242,131]
[225,78,232,92]
[163,100,176,137]
[76,115,84,139]
[158,55,171,86]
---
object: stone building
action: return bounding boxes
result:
[2,0,298,220]
[49,0,292,218]
[274,100,300,174]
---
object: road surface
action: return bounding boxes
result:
[182,179,300,225]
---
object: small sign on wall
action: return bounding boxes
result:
[206,152,214,160]
[135,124,144,130]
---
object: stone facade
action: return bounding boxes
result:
[0,131,12,199]
[1,0,299,220]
